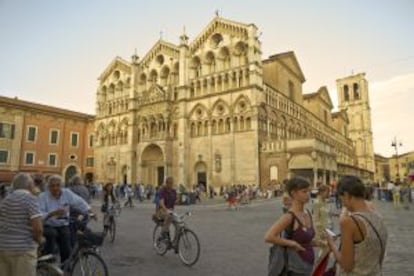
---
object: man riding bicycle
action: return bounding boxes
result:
[38,175,91,263]
[157,177,177,242]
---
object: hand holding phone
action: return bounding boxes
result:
[325,228,337,237]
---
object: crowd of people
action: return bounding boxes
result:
[0,173,95,276]
[1,171,412,275]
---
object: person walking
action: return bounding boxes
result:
[326,175,388,275]
[0,173,43,276]
[124,184,134,207]
[392,183,401,208]
[401,180,411,210]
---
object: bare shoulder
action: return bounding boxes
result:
[339,215,354,229]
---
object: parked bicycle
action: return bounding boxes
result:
[152,211,200,266]
[103,202,121,243]
[37,215,109,276]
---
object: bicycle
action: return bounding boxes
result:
[36,252,64,276]
[152,211,201,266]
[103,202,121,243]
[38,215,109,276]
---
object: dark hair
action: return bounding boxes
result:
[337,175,365,198]
[286,177,310,196]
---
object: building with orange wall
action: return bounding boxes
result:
[0,95,95,183]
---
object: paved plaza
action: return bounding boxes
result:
[89,198,413,276]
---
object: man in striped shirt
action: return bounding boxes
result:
[0,173,43,276]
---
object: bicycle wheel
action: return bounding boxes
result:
[152,224,168,256]
[109,217,116,243]
[178,228,200,266]
[71,251,109,276]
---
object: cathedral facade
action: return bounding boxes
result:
[93,16,374,188]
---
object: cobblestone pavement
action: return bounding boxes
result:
[88,198,414,276]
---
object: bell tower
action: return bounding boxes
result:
[337,73,375,174]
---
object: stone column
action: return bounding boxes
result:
[313,168,318,188]
[323,170,327,185]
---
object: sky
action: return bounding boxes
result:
[0,0,413,157]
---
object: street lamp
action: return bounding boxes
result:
[391,137,403,181]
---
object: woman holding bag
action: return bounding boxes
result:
[325,176,387,275]
[265,177,318,276]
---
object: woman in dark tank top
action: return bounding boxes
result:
[265,177,319,276]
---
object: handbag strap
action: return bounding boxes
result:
[353,213,385,266]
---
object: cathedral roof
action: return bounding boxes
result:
[264,51,306,82]
[189,16,255,53]
[98,56,131,81]
[140,39,180,68]
[303,86,334,109]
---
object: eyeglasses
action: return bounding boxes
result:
[49,182,61,187]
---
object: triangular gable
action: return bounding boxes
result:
[140,40,180,68]
[190,16,252,53]
[268,51,306,83]
[317,86,334,109]
[142,84,167,101]
[98,57,131,81]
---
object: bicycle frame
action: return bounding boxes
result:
[169,212,191,251]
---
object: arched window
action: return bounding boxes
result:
[205,51,215,74]
[240,116,245,131]
[160,66,170,86]
[191,122,196,137]
[108,83,115,95]
[353,83,360,100]
[218,119,224,134]
[117,81,124,92]
[149,70,158,83]
[210,33,224,48]
[191,56,201,78]
[225,118,231,132]
[197,122,203,136]
[246,117,252,130]
[204,121,209,136]
[140,73,147,84]
[219,47,230,70]
[211,120,217,135]
[344,85,350,101]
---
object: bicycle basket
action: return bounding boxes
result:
[78,230,104,247]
